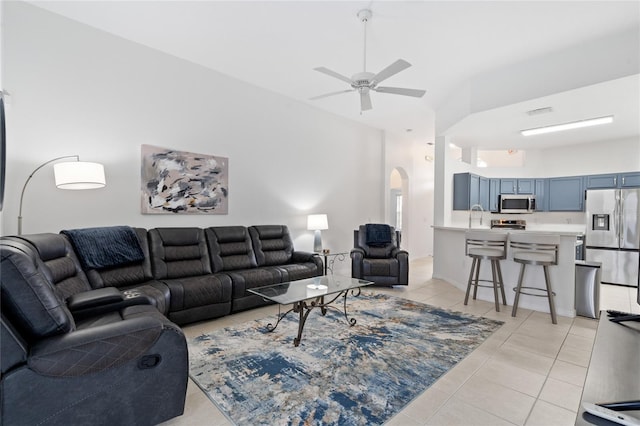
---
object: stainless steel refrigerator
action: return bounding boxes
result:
[585,188,640,287]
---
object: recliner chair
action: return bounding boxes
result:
[351,224,409,286]
[0,239,188,426]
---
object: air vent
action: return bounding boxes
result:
[526,107,553,116]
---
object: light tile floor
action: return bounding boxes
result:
[162,257,638,426]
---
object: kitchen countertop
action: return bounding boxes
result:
[433,226,581,318]
[432,225,585,236]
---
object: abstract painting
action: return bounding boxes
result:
[141,144,228,214]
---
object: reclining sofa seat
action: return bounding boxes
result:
[248,225,323,281]
[148,227,233,325]
[9,233,92,300]
[351,224,409,286]
[205,226,281,313]
[0,239,188,426]
[82,227,170,315]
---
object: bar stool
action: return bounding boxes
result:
[510,233,560,324]
[464,230,508,311]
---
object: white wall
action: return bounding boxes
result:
[383,130,434,257]
[2,2,400,254]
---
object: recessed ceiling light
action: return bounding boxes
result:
[521,115,613,136]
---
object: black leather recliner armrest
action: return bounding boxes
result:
[67,288,154,319]
[291,251,319,262]
[29,316,164,377]
[67,287,123,311]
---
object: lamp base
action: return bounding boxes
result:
[313,230,323,253]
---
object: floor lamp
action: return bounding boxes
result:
[18,155,106,234]
[307,214,328,253]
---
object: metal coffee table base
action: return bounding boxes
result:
[266,288,362,347]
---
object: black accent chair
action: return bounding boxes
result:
[351,224,409,286]
[0,239,188,426]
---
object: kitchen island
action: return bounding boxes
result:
[433,226,584,318]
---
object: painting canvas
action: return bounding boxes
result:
[141,145,228,214]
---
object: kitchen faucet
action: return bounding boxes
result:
[469,204,484,228]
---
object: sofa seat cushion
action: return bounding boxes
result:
[277,263,323,281]
[362,258,399,277]
[225,267,283,299]
[162,274,232,312]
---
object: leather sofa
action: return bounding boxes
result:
[1,224,321,425]
[0,238,188,426]
[5,224,322,325]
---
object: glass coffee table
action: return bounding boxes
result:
[248,275,373,347]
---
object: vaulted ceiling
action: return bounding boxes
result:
[28,1,640,149]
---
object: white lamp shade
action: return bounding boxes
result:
[307,214,329,230]
[54,161,106,190]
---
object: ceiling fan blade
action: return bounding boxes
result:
[360,90,372,111]
[375,86,426,98]
[372,59,411,84]
[309,89,354,100]
[313,67,353,85]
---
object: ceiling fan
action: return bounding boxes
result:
[310,9,426,112]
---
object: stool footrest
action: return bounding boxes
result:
[473,279,504,289]
[513,286,556,298]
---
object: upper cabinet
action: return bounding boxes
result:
[586,172,640,189]
[454,171,638,213]
[453,173,479,210]
[453,173,491,211]
[535,179,547,211]
[499,178,534,194]
[621,172,640,188]
[548,176,585,211]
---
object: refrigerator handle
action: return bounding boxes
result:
[619,195,625,246]
[613,194,620,244]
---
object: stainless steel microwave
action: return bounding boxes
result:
[498,195,536,213]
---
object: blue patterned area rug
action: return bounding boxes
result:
[188,293,503,426]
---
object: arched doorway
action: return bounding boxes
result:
[389,167,409,237]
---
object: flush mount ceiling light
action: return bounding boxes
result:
[521,115,614,136]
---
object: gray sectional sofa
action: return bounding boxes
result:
[11,224,323,325]
[0,224,321,425]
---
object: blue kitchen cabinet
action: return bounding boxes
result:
[479,177,490,211]
[621,172,640,187]
[500,178,534,194]
[489,178,500,212]
[516,179,534,194]
[548,176,585,211]
[499,178,517,194]
[586,172,640,189]
[586,173,619,189]
[453,173,482,210]
[535,179,548,211]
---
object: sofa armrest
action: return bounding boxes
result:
[291,251,319,263]
[29,316,164,377]
[350,248,365,279]
[68,287,155,320]
[67,287,123,311]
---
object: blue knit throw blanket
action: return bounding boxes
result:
[365,224,392,247]
[61,226,145,269]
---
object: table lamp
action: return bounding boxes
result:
[307,214,328,253]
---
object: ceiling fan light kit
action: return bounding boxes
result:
[310,9,426,112]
